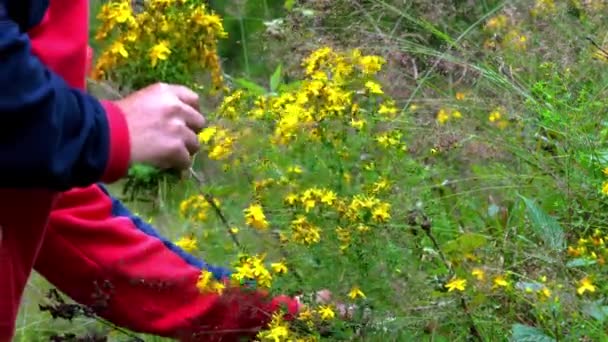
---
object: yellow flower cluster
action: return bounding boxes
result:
[567,228,607,265]
[344,195,391,224]
[290,215,322,245]
[488,107,509,129]
[244,204,270,230]
[198,126,237,160]
[174,235,198,252]
[530,0,557,17]
[93,0,227,90]
[284,187,337,212]
[482,14,527,52]
[180,47,403,337]
[213,47,399,147]
[484,14,508,32]
[196,269,226,295]
[436,107,463,125]
[230,254,287,289]
[180,195,212,222]
[256,311,322,342]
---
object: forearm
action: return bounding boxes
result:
[34,184,298,341]
[0,3,129,189]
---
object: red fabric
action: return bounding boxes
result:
[100,100,131,183]
[35,185,299,341]
[0,1,129,340]
[0,190,56,341]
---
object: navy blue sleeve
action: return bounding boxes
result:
[0,2,113,190]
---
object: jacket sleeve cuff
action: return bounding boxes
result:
[100,100,130,183]
[86,46,94,77]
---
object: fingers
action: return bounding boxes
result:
[167,84,200,110]
[315,290,332,304]
[171,145,192,170]
[182,125,201,156]
[175,102,206,133]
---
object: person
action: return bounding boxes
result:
[0,0,301,341]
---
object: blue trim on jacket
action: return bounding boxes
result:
[98,184,233,281]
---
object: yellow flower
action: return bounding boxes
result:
[602,181,608,196]
[179,195,210,222]
[291,216,321,245]
[231,254,273,289]
[198,126,217,144]
[372,203,391,223]
[320,190,337,206]
[348,286,366,299]
[445,277,467,292]
[378,101,398,117]
[196,269,224,295]
[471,268,485,281]
[271,262,288,275]
[284,193,299,206]
[257,312,290,342]
[489,110,502,123]
[437,108,450,125]
[539,287,552,300]
[317,305,336,321]
[350,118,366,130]
[298,307,314,322]
[259,325,289,342]
[455,92,466,101]
[109,41,129,58]
[287,165,303,175]
[364,81,384,95]
[485,14,508,31]
[358,55,385,75]
[577,277,596,295]
[149,40,171,67]
[244,204,269,230]
[174,235,198,252]
[493,275,509,289]
[452,110,462,119]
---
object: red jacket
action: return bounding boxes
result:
[0,1,298,341]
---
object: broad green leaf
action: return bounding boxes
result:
[443,233,488,256]
[582,301,608,322]
[234,78,267,95]
[270,64,283,93]
[511,324,556,342]
[519,195,566,252]
[566,258,596,268]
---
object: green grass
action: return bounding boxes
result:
[16,0,608,341]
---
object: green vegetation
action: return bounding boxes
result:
[16,0,608,341]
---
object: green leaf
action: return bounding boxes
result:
[519,195,566,252]
[284,0,296,10]
[566,258,596,268]
[270,64,283,93]
[582,301,608,322]
[443,233,488,256]
[234,78,267,95]
[128,164,161,183]
[511,324,556,342]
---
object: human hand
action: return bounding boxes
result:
[115,82,206,170]
[295,289,358,320]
